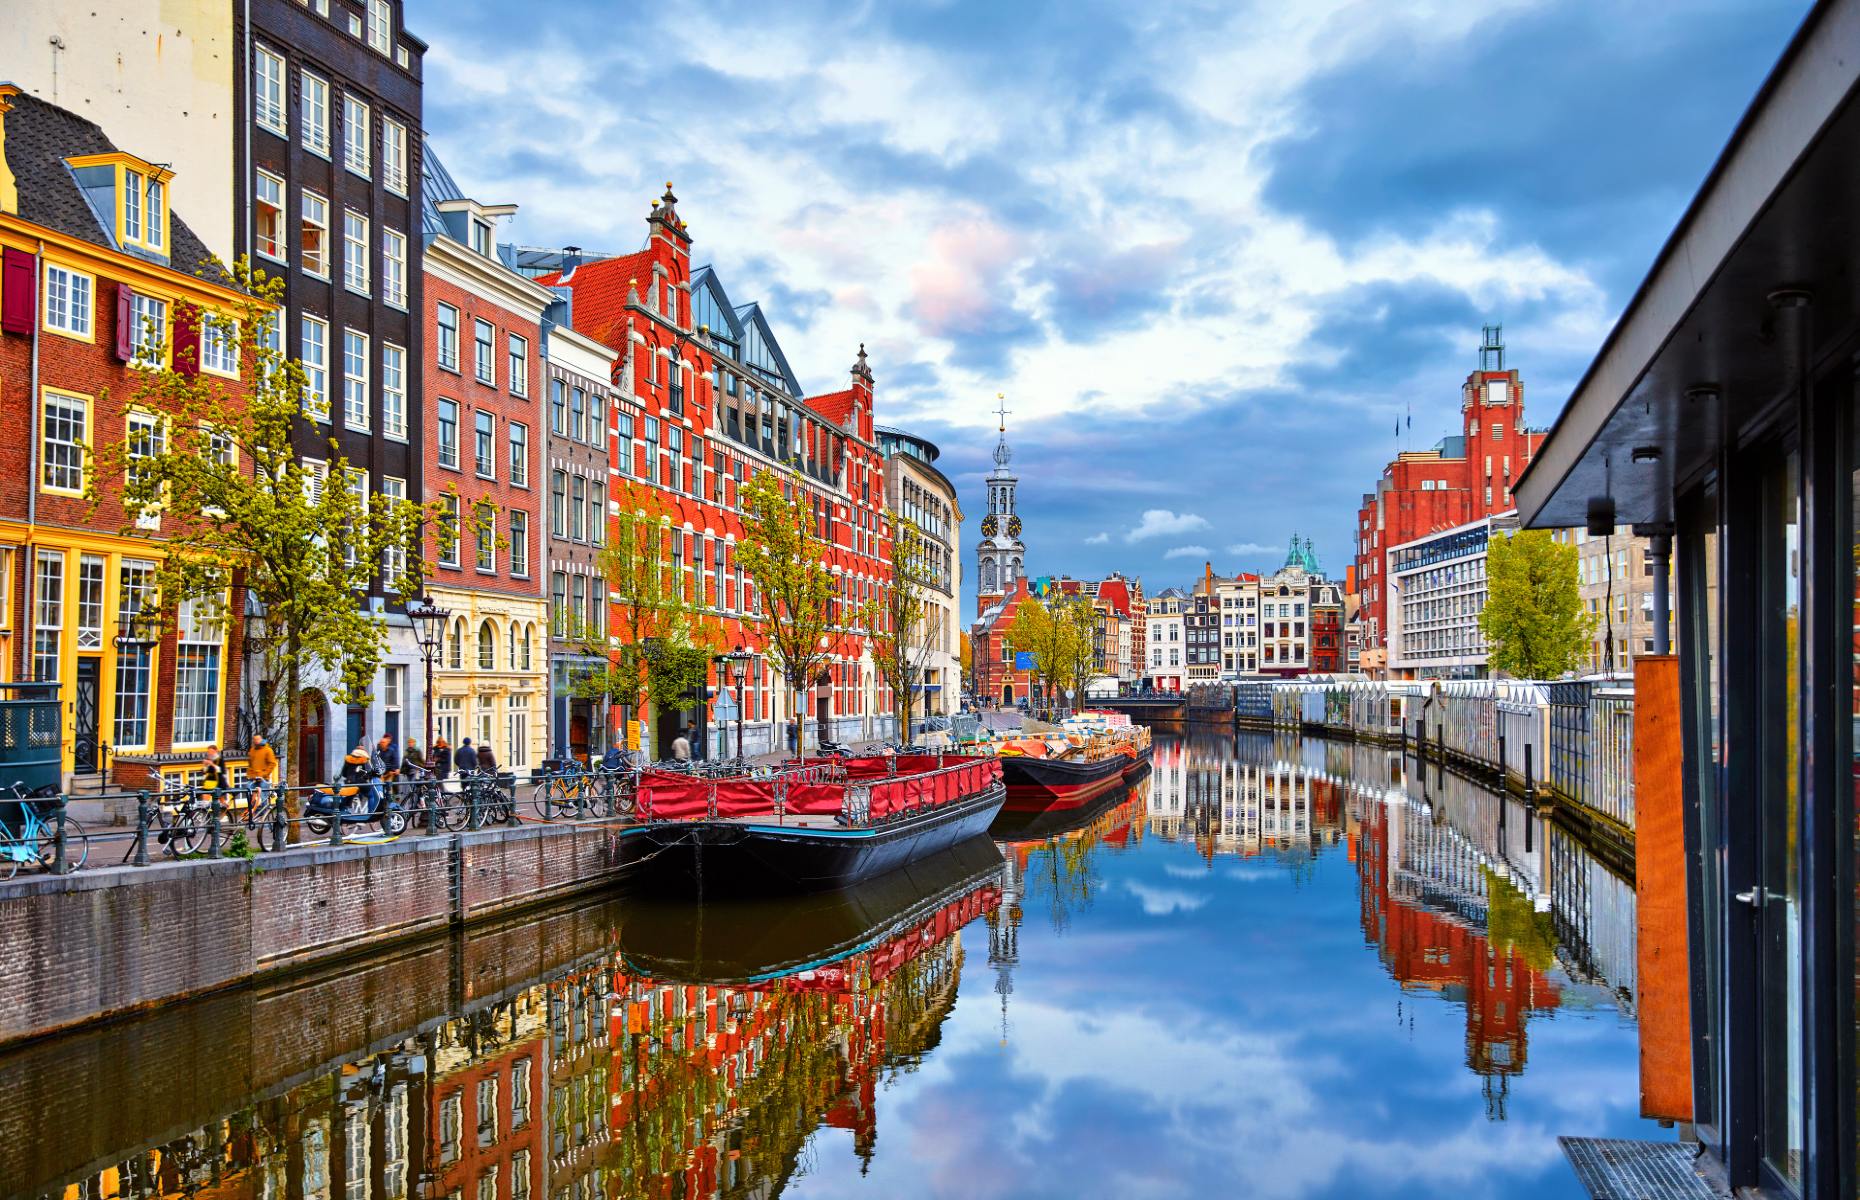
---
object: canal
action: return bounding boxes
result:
[3,731,1657,1199]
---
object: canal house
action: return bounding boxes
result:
[1513,0,1860,1194]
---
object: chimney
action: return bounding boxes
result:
[0,85,18,215]
[561,244,582,273]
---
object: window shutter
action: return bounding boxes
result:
[173,303,201,377]
[114,284,134,361]
[0,248,35,336]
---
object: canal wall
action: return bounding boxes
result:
[0,819,635,1048]
[0,893,627,1195]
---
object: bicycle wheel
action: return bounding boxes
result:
[37,817,88,872]
[531,778,568,820]
[170,804,209,855]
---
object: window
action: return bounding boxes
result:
[570,386,584,442]
[1490,422,1503,441]
[438,492,460,567]
[342,468,367,566]
[550,471,565,537]
[474,319,495,384]
[477,621,495,670]
[343,210,369,294]
[126,410,164,529]
[507,422,528,486]
[301,316,329,419]
[474,411,495,478]
[507,334,528,395]
[589,482,605,547]
[381,475,406,582]
[254,47,286,134]
[342,94,370,176]
[173,594,225,745]
[476,511,495,573]
[506,695,529,769]
[300,190,329,276]
[549,379,565,435]
[301,72,330,155]
[570,475,585,542]
[132,171,165,252]
[509,510,528,577]
[113,560,155,749]
[381,343,407,440]
[383,118,408,195]
[201,314,237,376]
[571,575,586,634]
[470,219,492,257]
[437,399,459,469]
[342,329,370,431]
[588,389,604,448]
[254,173,293,264]
[43,263,93,338]
[445,622,463,671]
[436,303,460,372]
[41,389,87,494]
[128,292,167,366]
[365,0,392,53]
[551,573,567,635]
[382,227,406,308]
[32,551,63,683]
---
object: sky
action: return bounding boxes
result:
[409,0,1811,613]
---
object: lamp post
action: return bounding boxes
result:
[728,646,749,760]
[406,598,450,757]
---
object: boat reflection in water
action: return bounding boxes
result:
[7,731,1650,1200]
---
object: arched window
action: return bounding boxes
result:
[508,621,521,670]
[521,623,534,670]
[447,618,464,670]
[477,620,495,670]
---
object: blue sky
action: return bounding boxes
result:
[410,0,1809,610]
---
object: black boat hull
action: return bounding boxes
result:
[999,745,1152,811]
[991,757,1151,840]
[628,782,1007,895]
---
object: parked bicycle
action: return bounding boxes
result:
[0,780,86,876]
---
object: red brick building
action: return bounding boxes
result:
[536,184,894,754]
[973,577,1039,707]
[1352,327,1546,667]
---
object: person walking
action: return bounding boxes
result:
[200,746,227,791]
[455,738,479,775]
[671,728,692,761]
[477,742,500,777]
[247,734,279,801]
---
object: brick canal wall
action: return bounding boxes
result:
[0,895,626,1194]
[0,820,635,1048]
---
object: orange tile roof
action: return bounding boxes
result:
[804,388,857,428]
[539,250,656,351]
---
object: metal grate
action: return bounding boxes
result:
[1560,1137,1729,1200]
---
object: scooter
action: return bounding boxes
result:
[304,766,408,836]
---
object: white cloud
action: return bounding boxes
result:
[1163,545,1211,560]
[1126,509,1211,543]
[1084,531,1110,545]
[1228,541,1279,556]
[1123,881,1210,915]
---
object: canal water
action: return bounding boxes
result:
[4,731,1659,1200]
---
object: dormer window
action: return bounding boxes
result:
[70,155,175,258]
[471,220,492,257]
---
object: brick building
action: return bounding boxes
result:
[1143,587,1186,693]
[972,576,1039,707]
[418,154,551,771]
[0,88,256,788]
[532,184,894,756]
[1353,327,1546,669]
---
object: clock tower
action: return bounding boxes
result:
[976,395,1026,616]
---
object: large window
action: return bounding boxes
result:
[589,389,605,448]
[508,422,528,486]
[382,228,406,308]
[125,410,164,529]
[301,72,330,156]
[128,292,168,367]
[201,315,237,376]
[474,319,495,385]
[172,594,224,745]
[112,560,156,750]
[342,94,370,176]
[381,343,407,439]
[32,551,62,683]
[550,471,565,537]
[342,209,369,295]
[506,695,529,770]
[301,316,329,419]
[301,190,329,277]
[436,303,460,371]
[509,510,529,578]
[476,512,495,574]
[589,481,605,547]
[383,118,409,196]
[43,263,93,338]
[437,399,459,469]
[41,389,87,494]
[381,475,407,582]
[254,46,286,134]
[508,334,528,395]
[343,328,369,431]
[438,492,460,567]
[365,0,392,54]
[550,378,565,435]
[477,621,495,670]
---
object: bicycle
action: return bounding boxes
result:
[530,759,586,820]
[0,782,87,876]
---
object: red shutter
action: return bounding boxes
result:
[173,303,201,377]
[0,249,34,336]
[114,284,134,361]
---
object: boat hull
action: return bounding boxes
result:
[999,745,1152,813]
[628,782,1007,896]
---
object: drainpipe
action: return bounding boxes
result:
[24,239,43,686]
[1648,530,1672,656]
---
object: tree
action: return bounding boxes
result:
[959,631,974,697]
[566,481,718,755]
[1479,530,1597,678]
[1005,594,1095,716]
[90,261,441,806]
[860,513,938,741]
[736,469,837,758]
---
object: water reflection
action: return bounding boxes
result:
[13,731,1653,1200]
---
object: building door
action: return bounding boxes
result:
[1750,448,1804,1192]
[71,658,100,774]
[345,706,365,761]
[298,692,327,786]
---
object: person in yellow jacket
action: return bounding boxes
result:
[247,734,280,804]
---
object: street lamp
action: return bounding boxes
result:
[406,597,451,756]
[727,646,750,760]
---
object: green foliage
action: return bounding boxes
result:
[1007,594,1096,710]
[860,513,935,737]
[737,469,837,747]
[89,259,449,787]
[1478,530,1597,679]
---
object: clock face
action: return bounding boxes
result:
[980,514,999,538]
[1006,514,1022,538]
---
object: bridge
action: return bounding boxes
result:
[1095,696,1191,721]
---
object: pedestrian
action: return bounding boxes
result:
[431,737,453,779]
[455,737,479,775]
[247,734,278,801]
[200,745,226,791]
[370,733,398,783]
[671,728,692,761]
[401,740,427,775]
[477,742,500,777]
